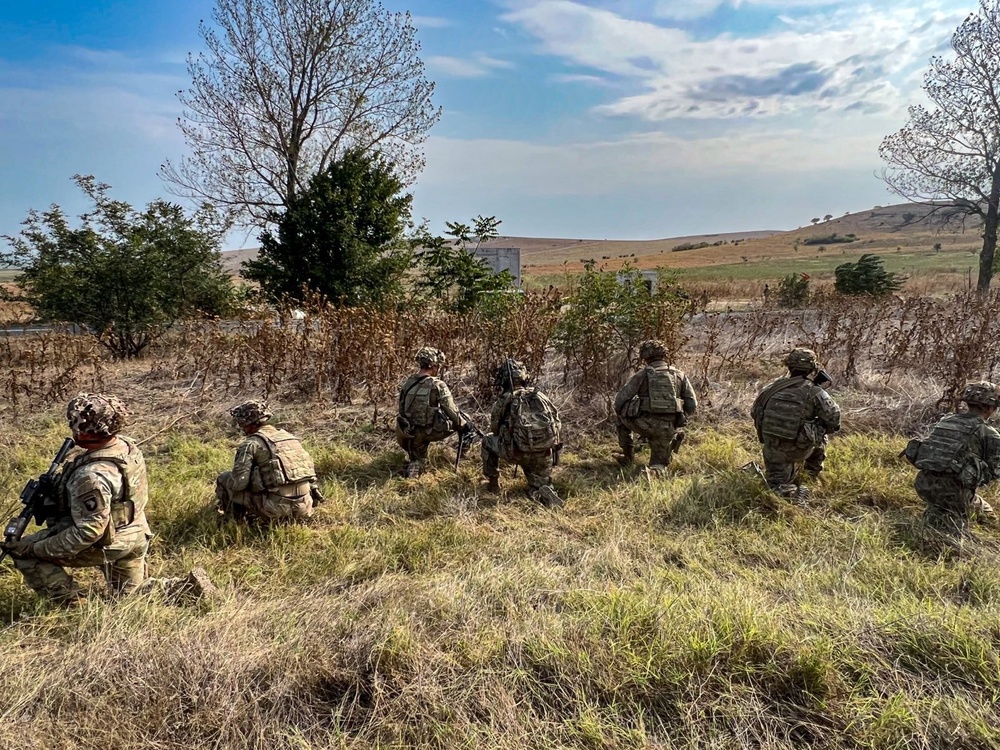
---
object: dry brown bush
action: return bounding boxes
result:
[684,290,1000,406]
[140,290,563,417]
[3,288,1000,418]
[0,330,109,414]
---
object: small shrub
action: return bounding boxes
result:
[834,254,902,296]
[553,261,693,393]
[775,274,810,308]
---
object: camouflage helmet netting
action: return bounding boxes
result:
[783,348,818,371]
[415,347,446,368]
[494,358,529,389]
[66,393,128,436]
[962,381,1000,407]
[230,400,273,427]
[639,339,668,361]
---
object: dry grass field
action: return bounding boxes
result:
[1,281,1000,747]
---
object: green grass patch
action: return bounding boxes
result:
[2,413,1000,748]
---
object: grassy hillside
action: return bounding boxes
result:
[2,393,999,749]
[211,202,986,302]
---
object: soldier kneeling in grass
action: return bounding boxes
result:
[751,348,841,498]
[3,393,151,604]
[482,358,564,508]
[614,338,698,474]
[216,400,322,523]
[903,381,1000,538]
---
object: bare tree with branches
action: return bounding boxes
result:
[880,0,1000,293]
[160,0,440,228]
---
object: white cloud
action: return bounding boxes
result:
[426,54,515,78]
[413,126,896,237]
[502,0,967,120]
[652,0,727,21]
[420,124,888,195]
[550,73,614,85]
[412,15,454,29]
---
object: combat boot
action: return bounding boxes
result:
[484,477,501,494]
[404,461,423,479]
[535,485,564,508]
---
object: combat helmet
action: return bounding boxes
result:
[961,381,1000,408]
[230,399,272,427]
[415,347,446,368]
[494,358,529,390]
[783,348,818,373]
[66,393,128,437]
[639,339,668,362]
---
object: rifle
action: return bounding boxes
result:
[813,369,832,389]
[670,430,686,455]
[1,438,75,565]
[454,411,485,469]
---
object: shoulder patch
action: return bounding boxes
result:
[79,489,106,514]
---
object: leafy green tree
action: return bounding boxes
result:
[412,215,514,313]
[243,148,412,305]
[834,254,902,296]
[2,175,233,358]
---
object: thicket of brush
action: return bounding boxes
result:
[2,280,1000,748]
[3,284,1000,417]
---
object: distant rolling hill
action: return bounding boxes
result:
[220,201,984,284]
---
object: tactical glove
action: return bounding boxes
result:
[310,485,326,506]
[2,540,35,560]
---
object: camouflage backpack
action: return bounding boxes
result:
[908,415,984,488]
[758,380,810,441]
[399,375,435,428]
[509,388,561,452]
[255,425,316,488]
[646,366,680,415]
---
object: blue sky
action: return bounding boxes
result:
[0,0,975,246]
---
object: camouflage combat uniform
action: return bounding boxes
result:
[217,401,319,522]
[482,359,563,506]
[751,349,841,493]
[615,340,697,469]
[396,347,467,476]
[13,394,151,601]
[908,382,1000,535]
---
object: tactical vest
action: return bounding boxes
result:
[508,387,561,452]
[913,414,984,485]
[758,378,811,441]
[61,436,149,544]
[645,364,680,415]
[253,425,316,489]
[399,375,437,428]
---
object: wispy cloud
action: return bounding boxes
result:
[412,15,454,29]
[502,0,966,120]
[426,54,514,79]
[421,125,888,195]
